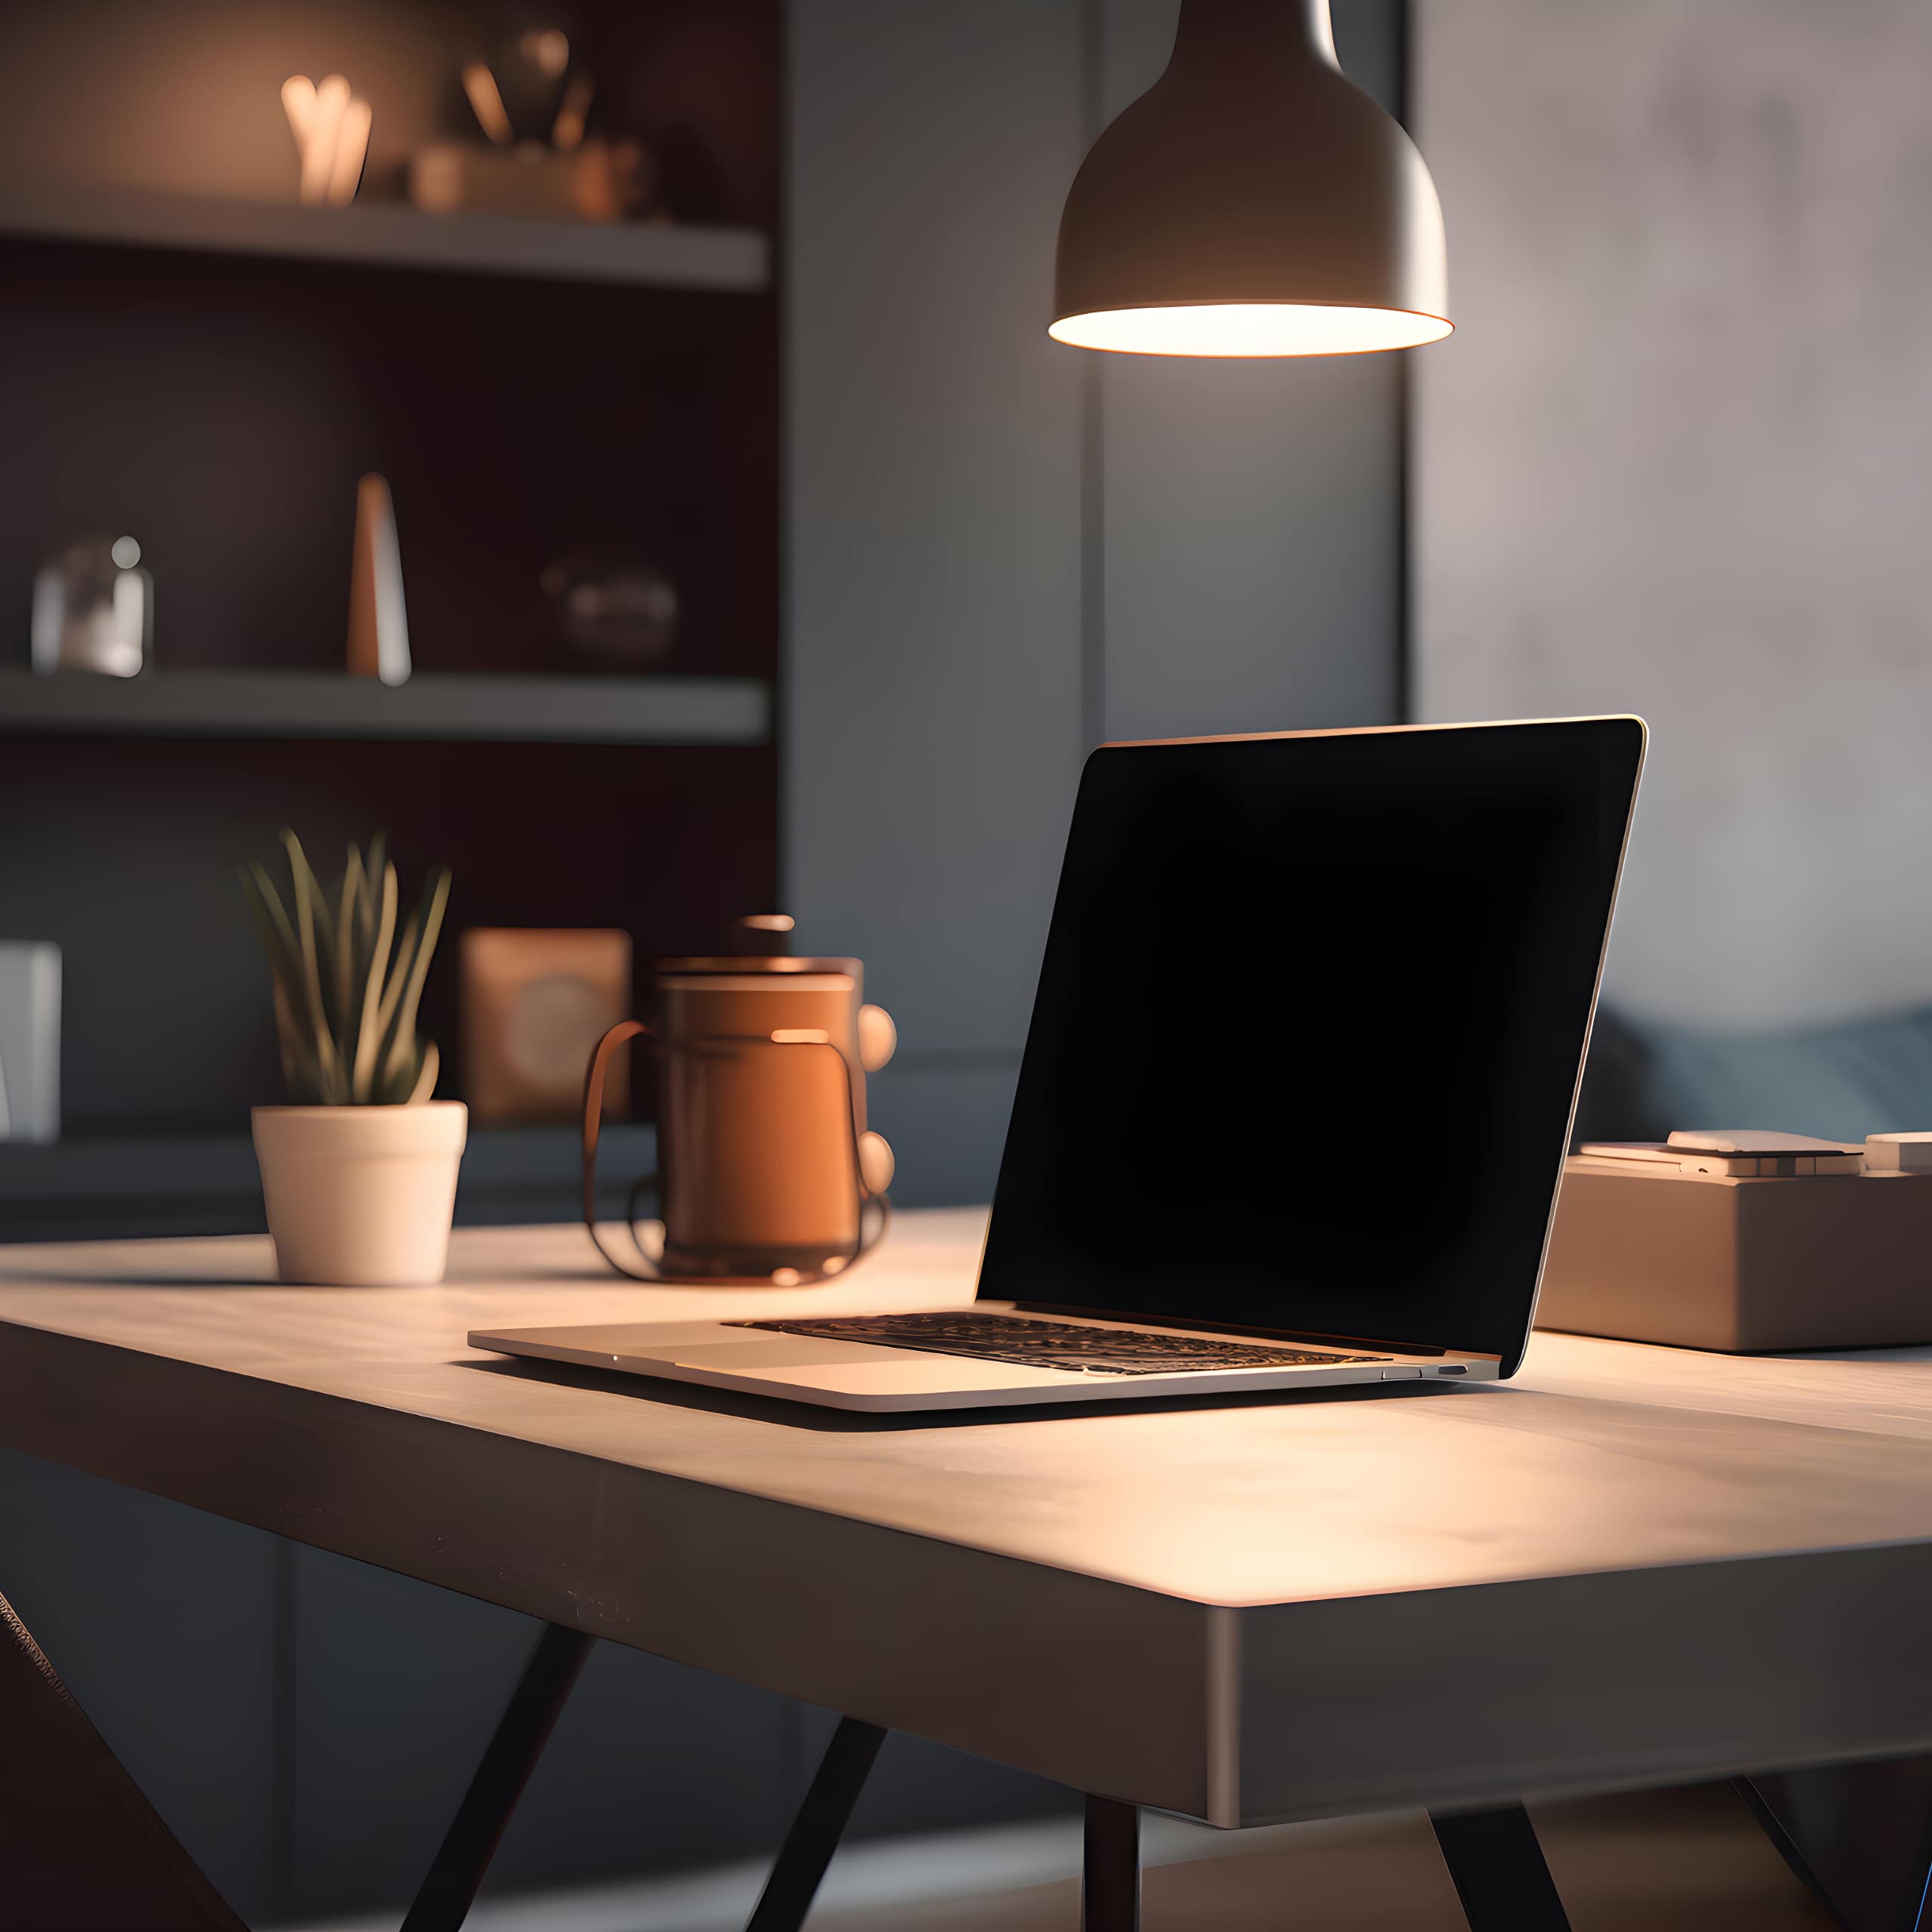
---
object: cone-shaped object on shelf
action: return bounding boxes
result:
[1051,0,1450,357]
[346,472,411,685]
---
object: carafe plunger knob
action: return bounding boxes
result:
[859,1131,895,1195]
[857,1004,896,1072]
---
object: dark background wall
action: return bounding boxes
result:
[0,0,780,1164]
[1,740,774,1134]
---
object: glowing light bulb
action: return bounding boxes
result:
[1049,305,1453,358]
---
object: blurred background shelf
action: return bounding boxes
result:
[0,669,771,746]
[0,1122,656,1242]
[0,178,770,290]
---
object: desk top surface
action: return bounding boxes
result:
[5,1209,1932,1611]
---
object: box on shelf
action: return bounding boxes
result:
[408,140,657,223]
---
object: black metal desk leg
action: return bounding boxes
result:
[400,1622,594,1932]
[746,1717,888,1932]
[1083,1795,1140,1932]
[1430,1804,1571,1932]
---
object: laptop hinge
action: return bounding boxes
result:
[1007,1303,1450,1358]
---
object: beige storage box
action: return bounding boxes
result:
[1539,1158,1932,1352]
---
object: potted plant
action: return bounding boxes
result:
[241,831,464,1285]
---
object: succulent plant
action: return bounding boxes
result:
[240,830,452,1106]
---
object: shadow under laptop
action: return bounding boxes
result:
[451,1352,1468,1432]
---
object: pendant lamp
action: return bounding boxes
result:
[1050,0,1451,356]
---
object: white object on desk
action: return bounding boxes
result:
[1580,1131,1864,1177]
[251,1100,467,1284]
[1865,1133,1932,1172]
[0,943,60,1143]
[1666,1128,1863,1155]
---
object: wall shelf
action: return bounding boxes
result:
[0,179,770,292]
[0,1123,656,1243]
[0,669,771,747]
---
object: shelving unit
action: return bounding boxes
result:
[0,0,782,1210]
[0,669,771,747]
[0,179,770,291]
[0,1123,657,1242]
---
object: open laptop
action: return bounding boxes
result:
[473,715,1645,1411]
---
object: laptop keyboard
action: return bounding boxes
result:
[727,1311,1389,1377]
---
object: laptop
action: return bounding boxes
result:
[473,715,1646,1411]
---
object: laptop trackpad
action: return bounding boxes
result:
[664,1339,888,1371]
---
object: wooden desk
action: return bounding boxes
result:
[4,1211,1931,1923]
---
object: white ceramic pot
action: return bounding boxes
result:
[252,1103,468,1286]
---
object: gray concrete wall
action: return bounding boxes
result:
[787,0,1407,1205]
[1413,0,1932,1032]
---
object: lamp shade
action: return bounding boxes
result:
[1051,0,1450,356]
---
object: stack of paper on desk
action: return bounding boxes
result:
[1578,1131,1864,1178]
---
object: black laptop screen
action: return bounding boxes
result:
[976,718,1644,1371]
